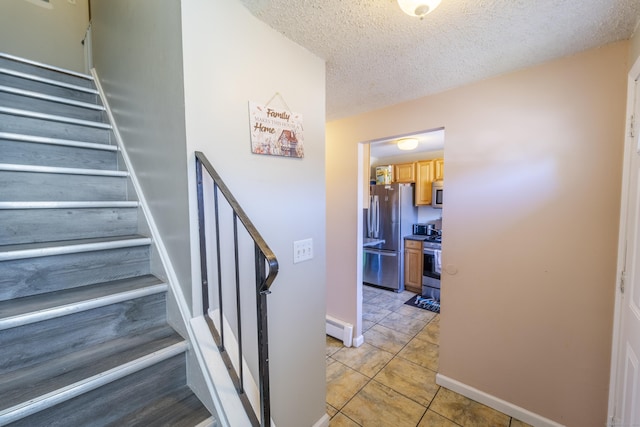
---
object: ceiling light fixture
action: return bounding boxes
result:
[397,0,442,18]
[397,138,419,151]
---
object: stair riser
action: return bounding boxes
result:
[0,57,94,89]
[9,354,187,427]
[0,139,117,170]
[0,72,98,104]
[0,91,106,122]
[0,208,138,245]
[0,293,168,375]
[0,171,128,201]
[0,113,111,144]
[0,246,151,301]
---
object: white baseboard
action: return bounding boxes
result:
[312,414,330,427]
[191,316,255,427]
[208,309,277,427]
[352,334,364,347]
[326,315,353,347]
[436,374,565,427]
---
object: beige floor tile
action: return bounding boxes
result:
[510,419,534,427]
[326,361,369,409]
[332,342,394,377]
[378,311,428,336]
[418,410,460,427]
[415,317,440,345]
[330,413,361,427]
[327,287,516,427]
[327,404,339,418]
[327,335,344,357]
[363,303,392,323]
[363,324,413,354]
[388,290,416,301]
[373,357,440,406]
[394,304,437,323]
[362,287,380,299]
[342,380,426,427]
[430,388,510,427]
[398,337,439,371]
[369,294,407,311]
[362,319,376,332]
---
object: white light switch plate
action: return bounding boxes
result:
[293,238,313,263]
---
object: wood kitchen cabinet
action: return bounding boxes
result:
[434,158,444,181]
[415,160,435,205]
[393,162,415,183]
[404,239,423,293]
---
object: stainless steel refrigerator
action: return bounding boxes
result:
[363,183,417,292]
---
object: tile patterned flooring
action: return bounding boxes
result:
[326,285,532,427]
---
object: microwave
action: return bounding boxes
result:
[432,181,443,208]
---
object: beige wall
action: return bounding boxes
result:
[0,0,88,72]
[181,1,327,426]
[326,41,629,426]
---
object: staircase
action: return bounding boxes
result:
[0,53,214,426]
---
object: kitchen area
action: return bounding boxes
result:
[362,129,444,313]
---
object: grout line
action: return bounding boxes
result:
[328,287,441,426]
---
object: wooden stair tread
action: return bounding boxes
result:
[0,235,151,261]
[106,385,212,427]
[0,274,165,327]
[0,326,183,412]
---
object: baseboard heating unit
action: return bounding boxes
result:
[326,315,353,347]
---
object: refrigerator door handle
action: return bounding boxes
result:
[367,195,373,238]
[373,195,379,238]
[363,248,397,256]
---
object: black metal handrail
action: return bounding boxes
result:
[195,151,278,427]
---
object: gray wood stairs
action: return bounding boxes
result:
[0,53,214,426]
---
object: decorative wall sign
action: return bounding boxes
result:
[249,99,304,158]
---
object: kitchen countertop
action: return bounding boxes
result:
[405,234,428,241]
[363,238,385,247]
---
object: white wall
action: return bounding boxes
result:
[90,0,193,313]
[181,1,327,427]
[327,41,628,426]
[0,0,88,72]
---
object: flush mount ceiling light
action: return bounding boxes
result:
[397,0,442,18]
[397,138,419,151]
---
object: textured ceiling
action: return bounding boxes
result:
[238,0,640,121]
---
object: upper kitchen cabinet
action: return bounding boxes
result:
[394,162,415,183]
[415,160,435,205]
[434,158,444,181]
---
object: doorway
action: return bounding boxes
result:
[356,128,445,345]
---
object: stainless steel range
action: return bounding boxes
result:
[412,223,442,301]
[421,236,441,301]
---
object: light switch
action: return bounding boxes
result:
[293,238,313,263]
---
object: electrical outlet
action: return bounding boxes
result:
[293,238,313,263]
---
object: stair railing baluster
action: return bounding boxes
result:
[195,152,278,427]
[255,247,271,427]
[213,183,225,350]
[233,213,244,394]
[195,159,209,317]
